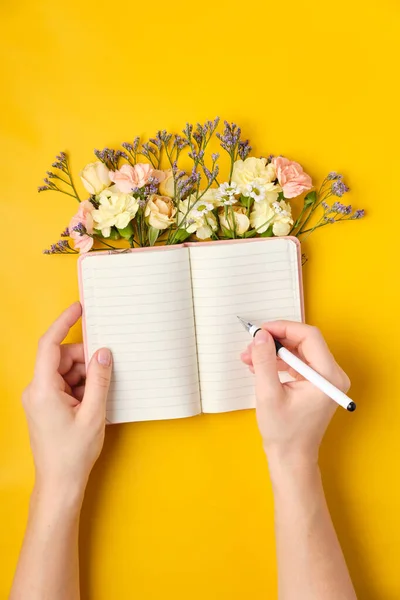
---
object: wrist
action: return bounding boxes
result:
[32,477,86,517]
[264,445,320,490]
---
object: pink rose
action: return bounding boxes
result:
[109,163,166,193]
[69,200,94,253]
[273,157,313,199]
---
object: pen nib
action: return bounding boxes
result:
[237,316,253,333]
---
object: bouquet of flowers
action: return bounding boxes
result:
[40,118,365,256]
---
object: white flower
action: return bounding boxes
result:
[218,206,250,235]
[271,200,293,236]
[178,195,218,240]
[80,161,111,195]
[92,186,139,237]
[191,201,214,218]
[232,157,277,191]
[244,179,281,204]
[215,181,240,205]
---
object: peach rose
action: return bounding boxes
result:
[109,163,166,193]
[69,200,94,253]
[273,157,312,199]
[145,195,176,230]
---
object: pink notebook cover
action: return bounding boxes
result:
[77,236,305,368]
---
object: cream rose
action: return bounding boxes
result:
[80,161,111,195]
[218,206,250,235]
[92,186,139,237]
[145,195,176,230]
[158,169,175,198]
[249,200,275,233]
[232,157,276,192]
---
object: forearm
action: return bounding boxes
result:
[10,483,83,600]
[268,454,357,600]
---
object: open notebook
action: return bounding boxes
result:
[78,237,304,423]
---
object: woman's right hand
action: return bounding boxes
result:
[240,321,350,467]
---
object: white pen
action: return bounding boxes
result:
[237,317,356,412]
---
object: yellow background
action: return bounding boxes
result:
[1,1,399,598]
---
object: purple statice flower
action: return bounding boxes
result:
[38,185,50,192]
[72,222,86,236]
[327,172,342,180]
[321,201,330,211]
[216,121,241,154]
[324,217,336,224]
[94,147,123,170]
[331,202,346,214]
[138,198,147,208]
[122,142,134,152]
[351,209,365,219]
[46,171,57,178]
[60,227,70,237]
[149,132,163,150]
[211,153,220,163]
[202,166,213,182]
[331,180,350,197]
[43,239,75,254]
[238,139,252,160]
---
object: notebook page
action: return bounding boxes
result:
[80,247,201,423]
[189,239,302,413]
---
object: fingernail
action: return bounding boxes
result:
[97,348,111,366]
[254,330,269,345]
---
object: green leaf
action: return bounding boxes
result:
[173,228,192,243]
[277,191,285,201]
[240,195,253,209]
[304,191,317,207]
[244,229,258,238]
[117,222,134,239]
[93,228,102,236]
[108,227,121,240]
[148,226,160,246]
[260,226,273,237]
[221,225,235,239]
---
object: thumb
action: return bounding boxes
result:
[251,330,282,402]
[82,348,112,417]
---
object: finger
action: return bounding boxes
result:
[64,362,86,387]
[72,385,85,402]
[261,320,335,374]
[80,348,112,420]
[35,302,82,384]
[59,343,85,376]
[251,330,283,403]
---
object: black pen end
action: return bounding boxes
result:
[347,401,357,412]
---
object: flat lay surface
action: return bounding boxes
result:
[0,1,399,598]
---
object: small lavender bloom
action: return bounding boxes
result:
[46,171,57,178]
[238,140,252,160]
[38,185,50,192]
[332,180,349,197]
[122,142,134,152]
[327,172,341,180]
[138,198,147,208]
[351,209,365,219]
[211,153,220,163]
[61,227,70,237]
[72,222,86,235]
[42,249,51,254]
[344,204,352,215]
[321,201,330,211]
[202,166,213,182]
[332,202,346,214]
